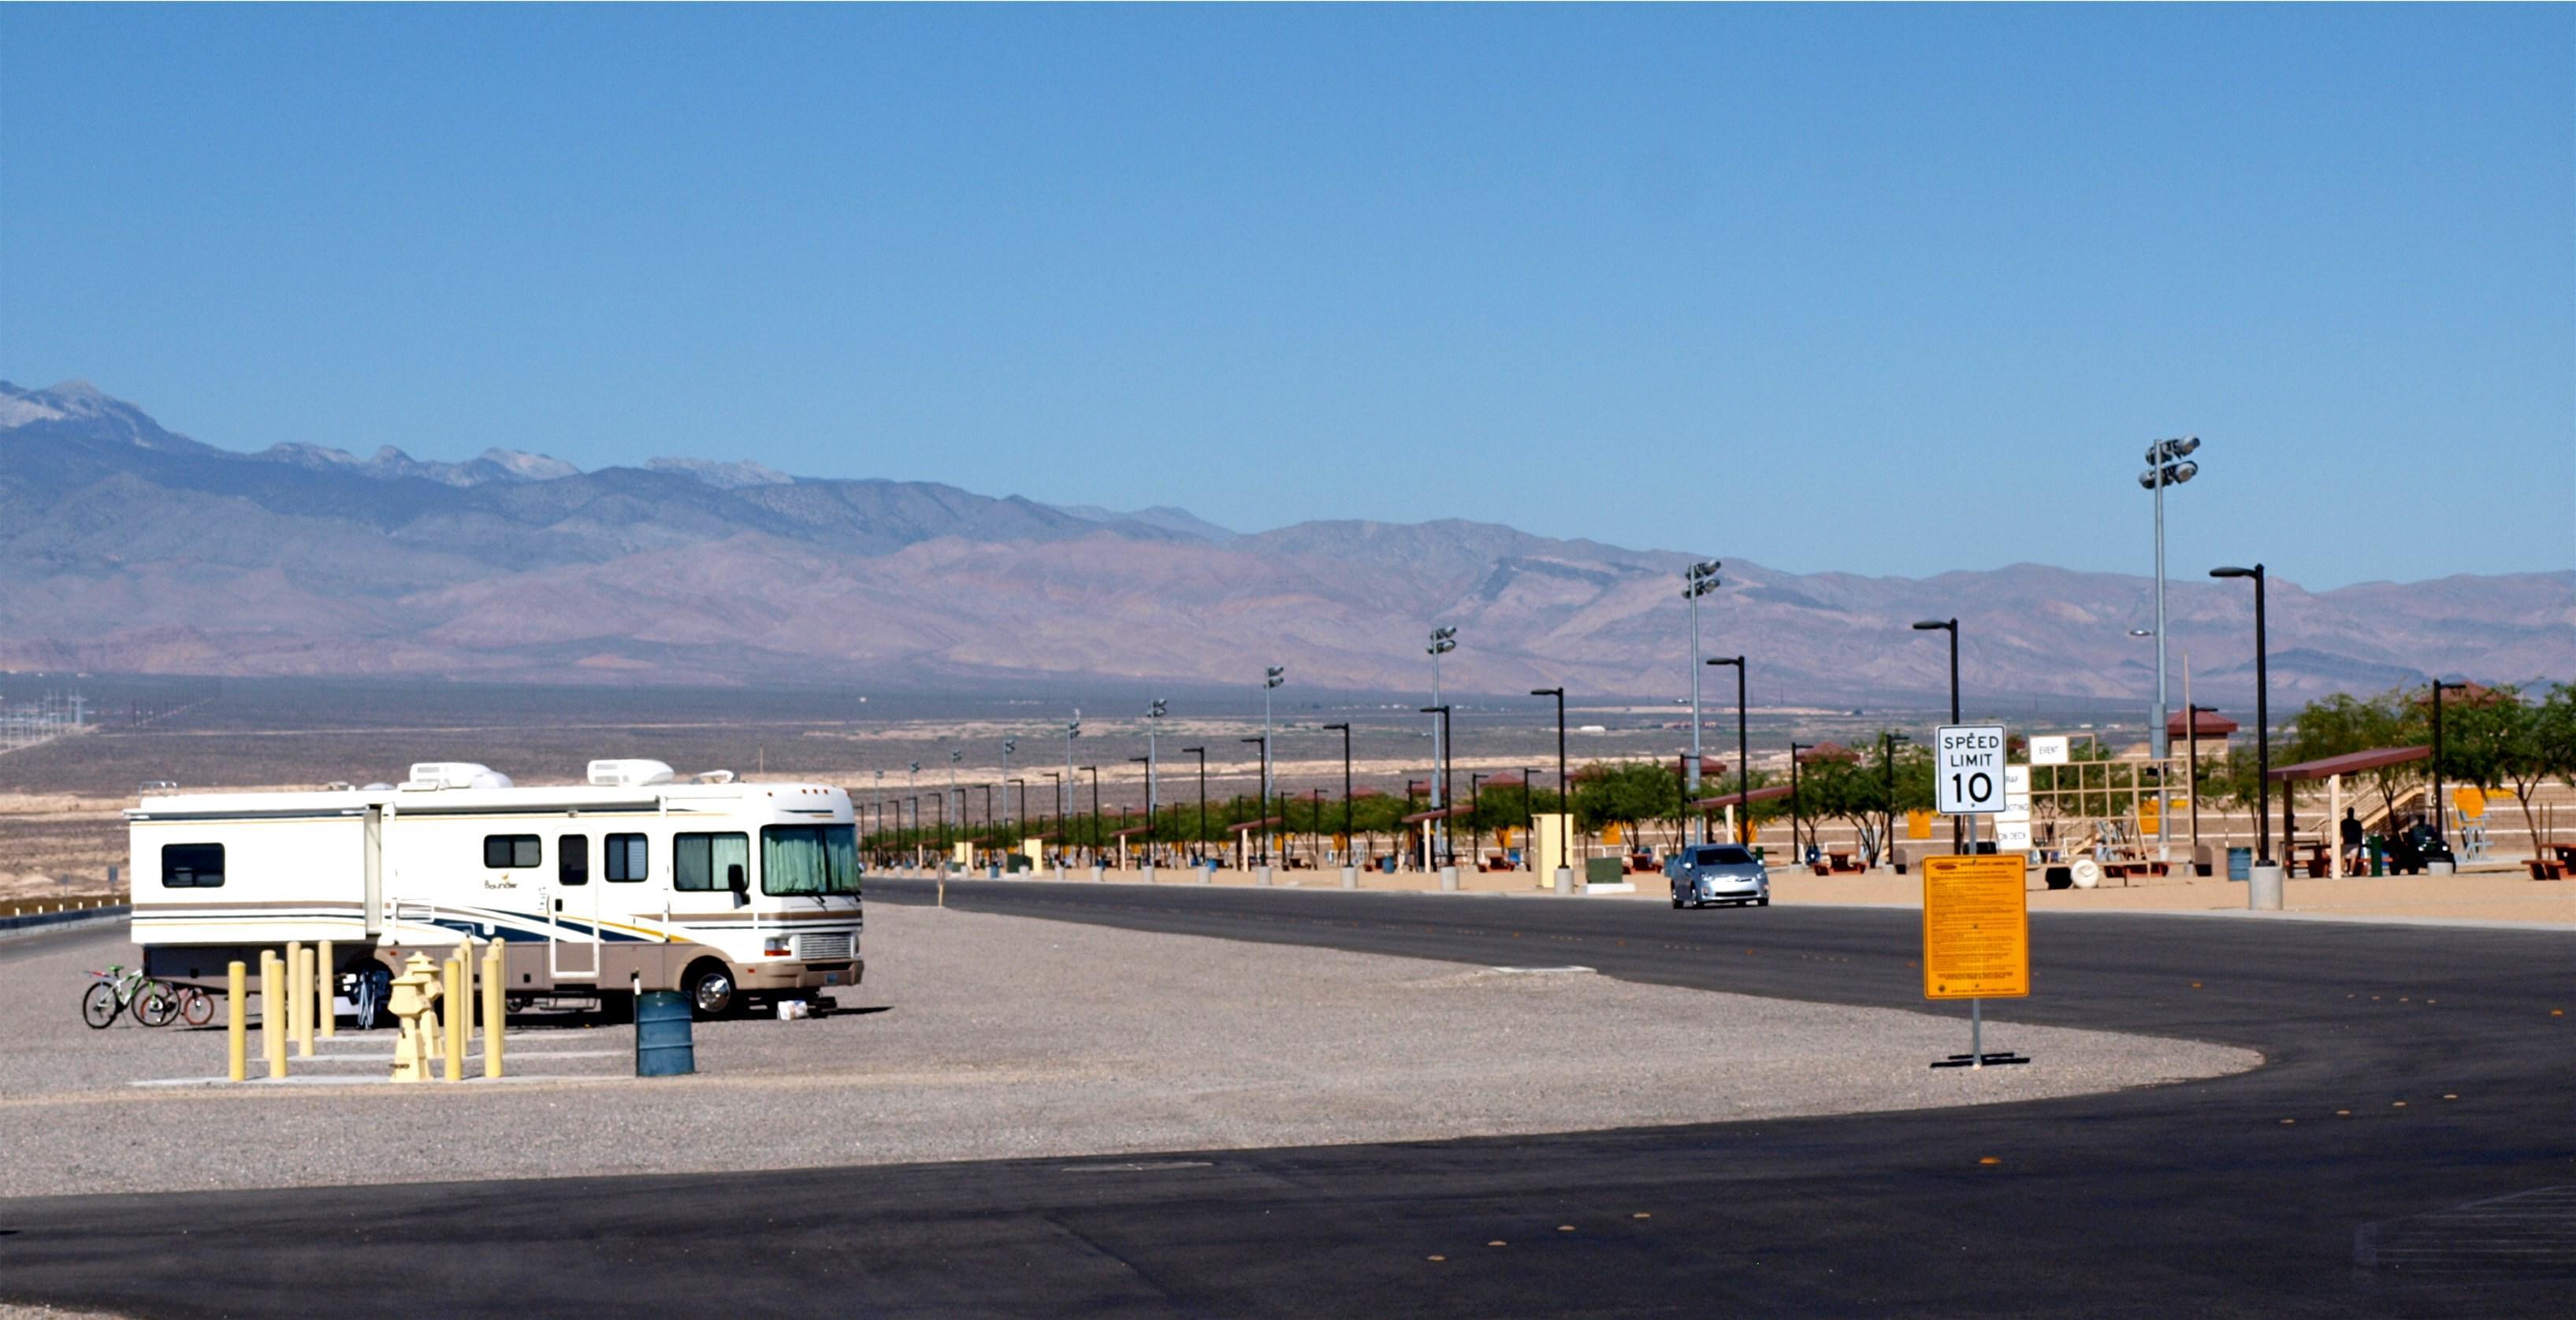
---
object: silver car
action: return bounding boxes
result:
[1667,844,1771,909]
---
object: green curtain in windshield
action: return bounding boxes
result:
[762,824,860,896]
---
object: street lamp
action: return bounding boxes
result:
[1912,617,1965,850]
[1180,747,1207,864]
[1530,686,1568,888]
[1320,724,1352,865]
[1240,735,1269,865]
[1421,705,1453,868]
[1880,731,1912,867]
[2210,565,2269,867]
[1063,712,1081,829]
[1427,628,1456,810]
[2139,436,2200,857]
[1683,560,1723,842]
[2431,679,2469,843]
[1704,656,1748,845]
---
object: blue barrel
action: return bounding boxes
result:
[635,990,695,1077]
[2227,846,2252,881]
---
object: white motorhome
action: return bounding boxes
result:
[128,759,863,1017]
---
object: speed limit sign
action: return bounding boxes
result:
[1935,724,2008,816]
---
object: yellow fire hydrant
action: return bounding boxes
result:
[388,952,443,1083]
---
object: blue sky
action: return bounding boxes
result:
[4,5,2568,586]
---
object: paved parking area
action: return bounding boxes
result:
[0,905,2254,1199]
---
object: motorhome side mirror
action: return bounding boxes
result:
[727,864,746,893]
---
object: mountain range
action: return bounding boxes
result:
[3,379,2568,708]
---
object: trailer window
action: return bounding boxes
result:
[161,843,225,888]
[604,833,648,883]
[483,835,541,869]
[762,825,860,896]
[557,835,589,886]
[674,832,749,891]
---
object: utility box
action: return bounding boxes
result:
[1585,857,1626,887]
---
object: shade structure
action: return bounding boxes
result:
[2263,745,2430,783]
[1691,784,1794,811]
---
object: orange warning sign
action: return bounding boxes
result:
[1922,854,2029,1000]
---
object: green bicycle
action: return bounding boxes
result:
[80,964,191,1029]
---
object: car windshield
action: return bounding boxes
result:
[760,824,861,896]
[1695,846,1756,865]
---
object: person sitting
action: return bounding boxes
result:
[2340,809,2364,873]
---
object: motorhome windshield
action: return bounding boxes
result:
[761,824,861,897]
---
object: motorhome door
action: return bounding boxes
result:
[548,831,601,981]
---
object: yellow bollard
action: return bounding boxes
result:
[481,942,504,1079]
[459,935,476,1040]
[226,960,247,1083]
[317,939,336,1039]
[260,950,287,1079]
[443,954,464,1082]
[296,943,318,1057]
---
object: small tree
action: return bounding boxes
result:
[2292,690,2426,823]
[1574,760,1683,849]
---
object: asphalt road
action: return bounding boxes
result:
[3,880,2570,1318]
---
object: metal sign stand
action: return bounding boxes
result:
[1931,997,2029,1069]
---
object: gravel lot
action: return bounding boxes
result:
[0,907,2256,1199]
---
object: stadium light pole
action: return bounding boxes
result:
[1062,712,1080,832]
[2139,437,2199,861]
[1704,656,1748,846]
[1912,618,1965,852]
[1421,705,1453,867]
[999,738,1017,831]
[2210,565,2269,867]
[1426,628,1456,809]
[1144,698,1165,846]
[1180,747,1207,863]
[1240,735,1270,865]
[1262,666,1284,810]
[1128,756,1151,866]
[1084,765,1101,864]
[1682,560,1723,842]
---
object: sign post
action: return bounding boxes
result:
[1921,853,2031,1069]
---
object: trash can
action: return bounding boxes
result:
[635,990,695,1077]
[2226,846,2252,882]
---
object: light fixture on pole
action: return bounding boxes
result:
[2431,679,2468,844]
[1321,723,1352,865]
[1704,656,1747,846]
[1426,629,1456,810]
[1421,705,1453,868]
[2139,437,2199,861]
[1063,712,1081,837]
[1000,738,1017,831]
[1530,686,1569,891]
[2210,564,2272,889]
[1180,746,1207,864]
[1911,618,1965,850]
[1682,560,1723,842]
[1262,666,1285,819]
[1144,700,1165,849]
[1240,735,1269,865]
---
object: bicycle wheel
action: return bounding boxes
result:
[132,983,178,1028]
[175,985,216,1028]
[80,982,120,1029]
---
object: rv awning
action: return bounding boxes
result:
[2265,745,2430,783]
[1691,784,1794,811]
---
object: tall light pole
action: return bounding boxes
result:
[1063,712,1080,831]
[1880,732,1912,867]
[1790,741,1814,865]
[1007,778,1025,845]
[2210,565,2269,867]
[1426,629,1456,809]
[1421,705,1453,867]
[1240,735,1269,865]
[1181,746,1207,863]
[1683,560,1723,842]
[1084,764,1101,861]
[1321,723,1352,864]
[1144,698,1165,845]
[1531,686,1568,887]
[2431,679,2468,843]
[1043,771,1061,849]
[1704,656,1747,845]
[1000,738,1017,832]
[1262,666,1285,814]
[909,760,921,868]
[1912,618,1965,851]
[2140,437,2199,861]
[1127,756,1151,867]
